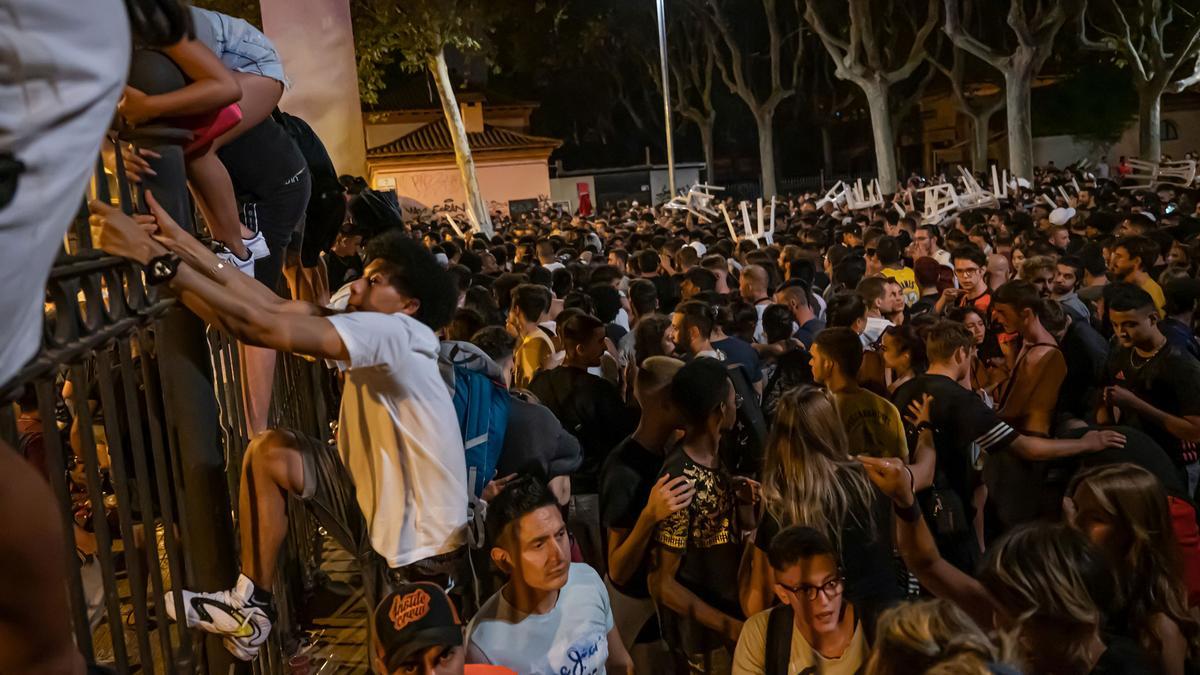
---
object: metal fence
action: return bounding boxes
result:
[0,129,330,673]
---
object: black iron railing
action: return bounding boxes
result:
[0,125,331,674]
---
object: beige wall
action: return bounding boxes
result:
[364,121,427,150]
[261,0,367,175]
[371,158,551,217]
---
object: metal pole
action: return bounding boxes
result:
[655,0,676,197]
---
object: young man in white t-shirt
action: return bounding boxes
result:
[89,195,468,660]
[467,478,631,674]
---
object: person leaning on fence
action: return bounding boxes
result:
[88,193,469,661]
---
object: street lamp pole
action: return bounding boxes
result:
[655,0,676,198]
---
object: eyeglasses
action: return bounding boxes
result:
[779,577,844,601]
[954,267,981,277]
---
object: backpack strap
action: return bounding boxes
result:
[765,603,794,675]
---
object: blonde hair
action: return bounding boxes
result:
[1069,463,1200,662]
[865,600,1018,675]
[978,523,1111,673]
[760,385,876,550]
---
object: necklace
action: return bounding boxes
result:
[1130,341,1165,369]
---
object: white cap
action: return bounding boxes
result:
[1049,207,1076,226]
[688,241,707,256]
[1016,177,1032,189]
[435,252,450,268]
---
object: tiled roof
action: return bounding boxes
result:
[367,120,561,158]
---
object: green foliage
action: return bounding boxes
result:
[1032,62,1137,142]
[352,0,501,104]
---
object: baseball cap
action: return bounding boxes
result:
[1049,207,1076,226]
[374,583,463,673]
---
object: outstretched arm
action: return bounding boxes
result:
[120,39,241,125]
[857,455,1001,631]
[89,197,347,361]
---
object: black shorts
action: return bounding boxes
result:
[244,168,311,294]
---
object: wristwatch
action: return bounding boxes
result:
[145,253,181,285]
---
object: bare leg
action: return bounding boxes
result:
[184,73,284,257]
[0,442,85,675]
[239,430,306,588]
[187,153,248,256]
[241,343,278,436]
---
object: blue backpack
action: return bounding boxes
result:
[439,342,510,498]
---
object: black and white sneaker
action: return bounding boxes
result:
[162,574,273,661]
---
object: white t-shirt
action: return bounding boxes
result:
[467,563,613,675]
[862,316,894,348]
[732,609,866,675]
[327,311,468,567]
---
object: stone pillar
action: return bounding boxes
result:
[260,0,367,176]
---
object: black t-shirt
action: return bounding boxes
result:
[713,336,762,384]
[1160,317,1200,361]
[1104,343,1200,466]
[1060,425,1188,501]
[893,375,1019,570]
[216,117,307,201]
[600,437,664,598]
[1058,319,1110,421]
[322,251,363,289]
[605,322,628,347]
[761,347,813,419]
[754,476,902,623]
[653,449,743,653]
[528,366,637,492]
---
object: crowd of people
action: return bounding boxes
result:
[9,3,1200,675]
[89,127,1200,674]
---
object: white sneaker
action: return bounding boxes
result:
[243,229,270,261]
[216,245,255,277]
[162,574,273,661]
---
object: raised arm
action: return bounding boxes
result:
[89,197,348,361]
[857,455,1000,630]
[120,39,241,125]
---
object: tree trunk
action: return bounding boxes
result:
[1137,83,1163,162]
[970,111,990,172]
[699,118,716,183]
[1003,63,1035,180]
[821,125,834,177]
[755,112,778,198]
[863,79,899,193]
[428,49,493,237]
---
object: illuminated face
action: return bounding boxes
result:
[1050,229,1071,250]
[1168,242,1189,268]
[884,282,905,313]
[809,343,833,384]
[913,229,933,255]
[1010,248,1026,272]
[773,553,844,636]
[495,505,571,594]
[961,311,987,345]
[880,333,909,371]
[347,260,419,315]
[383,644,465,675]
[1028,268,1054,298]
[668,312,691,353]
[1109,307,1157,348]
[953,259,984,294]
[1108,246,1138,280]
[1052,264,1078,296]
[992,302,1024,334]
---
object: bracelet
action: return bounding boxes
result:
[893,500,921,523]
[914,421,933,434]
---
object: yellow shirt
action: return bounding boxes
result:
[833,389,909,461]
[881,266,919,307]
[732,607,867,675]
[513,332,554,389]
[1138,277,1167,317]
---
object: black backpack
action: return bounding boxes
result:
[723,362,768,478]
[271,110,345,267]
